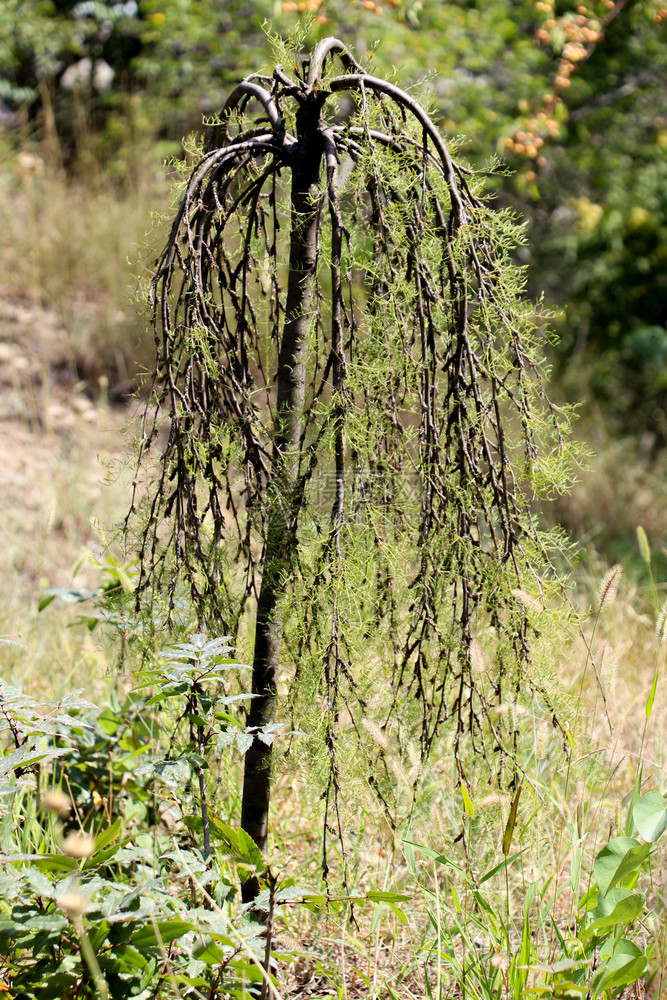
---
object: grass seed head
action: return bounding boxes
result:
[58,892,89,917]
[43,789,72,818]
[597,564,622,611]
[656,601,667,643]
[637,525,651,564]
[511,588,543,613]
[62,831,95,859]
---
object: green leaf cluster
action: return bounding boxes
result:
[0,633,305,997]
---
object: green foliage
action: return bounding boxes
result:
[403,788,666,1000]
[522,0,667,442]
[3,0,666,446]
[545,150,667,443]
[0,624,426,995]
[0,633,300,997]
[133,35,582,844]
[0,0,276,158]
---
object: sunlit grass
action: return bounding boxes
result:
[0,133,665,999]
[0,137,168,393]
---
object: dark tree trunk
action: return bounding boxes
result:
[240,96,325,902]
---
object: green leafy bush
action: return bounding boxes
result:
[0,635,293,998]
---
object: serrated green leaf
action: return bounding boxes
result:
[209,816,245,864]
[301,893,327,908]
[235,731,253,754]
[97,709,121,735]
[217,729,237,751]
[256,729,278,745]
[193,938,230,965]
[114,943,149,969]
[31,854,79,874]
[237,828,263,868]
[10,908,67,933]
[0,746,30,778]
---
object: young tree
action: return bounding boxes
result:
[131,32,576,900]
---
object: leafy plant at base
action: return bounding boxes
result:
[1,628,416,995]
[132,631,301,871]
[129,30,580,899]
[405,786,666,1000]
[0,635,304,997]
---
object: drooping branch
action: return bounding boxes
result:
[131,35,577,889]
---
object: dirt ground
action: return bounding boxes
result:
[0,286,131,662]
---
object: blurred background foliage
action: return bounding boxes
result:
[1,0,666,512]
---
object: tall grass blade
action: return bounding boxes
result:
[502,779,523,856]
[645,664,659,719]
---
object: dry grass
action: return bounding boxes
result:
[0,139,169,396]
[0,137,665,999]
[0,137,168,693]
[550,430,667,574]
[0,288,133,698]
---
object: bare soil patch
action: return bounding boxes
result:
[0,286,129,636]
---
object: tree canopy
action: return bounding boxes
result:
[2,0,666,440]
[126,32,582,893]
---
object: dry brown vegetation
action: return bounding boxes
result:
[0,140,665,999]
